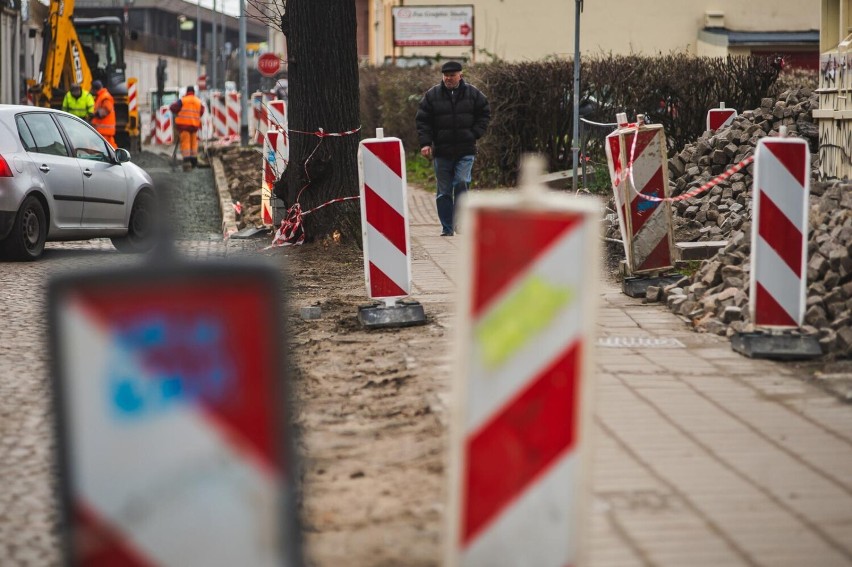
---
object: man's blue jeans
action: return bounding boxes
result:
[433,155,474,235]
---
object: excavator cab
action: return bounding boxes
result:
[74,17,127,92]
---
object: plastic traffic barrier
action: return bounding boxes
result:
[357,130,411,301]
[750,132,810,327]
[447,155,599,567]
[605,114,675,275]
[707,102,738,132]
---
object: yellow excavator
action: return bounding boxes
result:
[30,0,140,150]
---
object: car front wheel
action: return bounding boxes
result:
[1,195,47,261]
[111,191,156,253]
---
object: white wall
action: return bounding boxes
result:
[390,0,820,62]
[125,50,204,112]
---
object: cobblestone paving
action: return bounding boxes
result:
[0,152,266,566]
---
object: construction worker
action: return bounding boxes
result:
[91,80,117,149]
[170,85,205,171]
[61,83,94,120]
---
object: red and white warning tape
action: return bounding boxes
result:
[267,196,360,248]
[289,126,362,138]
[615,123,755,203]
[638,155,754,203]
[265,125,362,247]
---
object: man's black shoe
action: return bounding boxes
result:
[440,231,454,236]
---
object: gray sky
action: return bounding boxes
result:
[196,0,241,18]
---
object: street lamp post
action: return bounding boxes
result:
[239,0,248,146]
[212,0,217,91]
[572,0,582,193]
[196,0,201,80]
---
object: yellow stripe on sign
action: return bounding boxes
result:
[476,275,574,370]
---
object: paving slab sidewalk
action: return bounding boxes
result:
[407,185,852,567]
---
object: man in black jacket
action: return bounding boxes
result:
[415,61,491,236]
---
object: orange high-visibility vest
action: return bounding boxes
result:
[175,95,203,130]
[92,88,116,137]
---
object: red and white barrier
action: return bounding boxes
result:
[127,78,138,115]
[261,128,288,227]
[605,115,675,274]
[358,131,411,302]
[250,91,265,145]
[49,266,300,566]
[266,99,286,133]
[226,91,241,137]
[210,91,227,138]
[447,157,599,566]
[750,132,810,327]
[155,105,173,145]
[199,99,214,142]
[707,102,737,132]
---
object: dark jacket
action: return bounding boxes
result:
[415,79,490,159]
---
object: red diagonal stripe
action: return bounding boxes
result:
[73,280,282,472]
[709,110,735,131]
[763,141,806,186]
[635,232,672,272]
[75,501,155,566]
[608,135,622,176]
[629,166,664,234]
[462,341,582,545]
[473,211,580,317]
[365,185,407,254]
[364,140,402,177]
[369,261,407,297]
[624,129,658,165]
[754,281,797,327]
[757,192,802,275]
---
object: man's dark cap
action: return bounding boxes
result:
[186,85,195,93]
[441,61,462,73]
[92,80,103,90]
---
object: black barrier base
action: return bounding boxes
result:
[731,332,822,360]
[622,274,683,298]
[358,300,427,329]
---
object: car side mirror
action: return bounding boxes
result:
[115,148,131,163]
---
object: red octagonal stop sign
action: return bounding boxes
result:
[257,53,281,77]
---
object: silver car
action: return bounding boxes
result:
[0,104,155,260]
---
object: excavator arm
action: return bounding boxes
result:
[35,0,93,107]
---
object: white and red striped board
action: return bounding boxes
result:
[48,263,301,567]
[226,91,241,137]
[210,91,227,138]
[250,91,265,145]
[266,99,287,133]
[199,99,214,142]
[605,122,675,274]
[707,104,737,132]
[749,136,810,328]
[357,135,411,300]
[127,78,138,116]
[261,128,287,227]
[155,106,172,145]
[447,178,599,567]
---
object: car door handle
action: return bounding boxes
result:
[83,169,93,177]
[39,164,50,173]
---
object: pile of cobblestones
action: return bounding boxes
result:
[656,181,852,358]
[209,145,264,229]
[605,89,852,358]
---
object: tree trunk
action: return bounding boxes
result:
[283,0,361,243]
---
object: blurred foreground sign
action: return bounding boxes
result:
[49,262,300,567]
